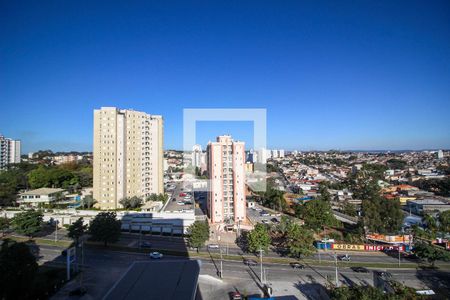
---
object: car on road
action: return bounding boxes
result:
[290,262,304,269]
[260,211,270,217]
[338,254,351,261]
[271,218,280,223]
[149,252,163,259]
[229,292,242,300]
[243,259,258,266]
[261,220,269,224]
[375,271,392,279]
[351,267,369,273]
[140,241,152,248]
[207,244,220,249]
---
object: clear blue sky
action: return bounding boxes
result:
[1,1,449,153]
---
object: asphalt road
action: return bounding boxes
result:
[39,243,450,299]
[117,233,425,266]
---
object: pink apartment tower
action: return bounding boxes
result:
[207,135,246,225]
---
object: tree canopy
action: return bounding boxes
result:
[247,223,271,253]
[119,196,143,209]
[68,217,88,245]
[295,199,337,231]
[0,239,38,300]
[361,197,403,234]
[11,210,43,237]
[285,222,316,258]
[186,221,210,250]
[414,241,450,267]
[89,212,121,247]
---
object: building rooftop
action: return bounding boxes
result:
[104,260,200,300]
[408,199,448,205]
[19,188,65,196]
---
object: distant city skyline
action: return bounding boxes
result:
[2,1,449,153]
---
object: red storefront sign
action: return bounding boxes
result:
[364,245,405,251]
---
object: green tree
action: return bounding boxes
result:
[247,223,271,253]
[285,222,315,258]
[341,200,357,217]
[0,217,10,237]
[423,214,438,234]
[119,196,143,209]
[11,210,43,237]
[68,217,87,246]
[80,195,96,209]
[146,193,169,204]
[318,184,331,202]
[386,158,407,170]
[438,210,450,233]
[0,239,38,300]
[89,212,121,247]
[414,241,450,267]
[361,197,403,234]
[295,199,337,231]
[0,167,30,206]
[186,221,210,251]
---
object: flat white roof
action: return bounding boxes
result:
[20,188,65,196]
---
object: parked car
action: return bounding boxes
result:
[177,201,185,205]
[261,220,269,224]
[140,241,152,248]
[207,244,220,249]
[338,254,351,261]
[243,259,258,266]
[290,262,304,269]
[260,211,270,217]
[271,218,280,224]
[230,292,242,300]
[351,267,369,273]
[149,252,163,259]
[179,193,186,197]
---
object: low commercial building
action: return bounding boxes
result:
[407,199,450,215]
[17,188,66,207]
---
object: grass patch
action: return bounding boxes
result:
[4,235,72,248]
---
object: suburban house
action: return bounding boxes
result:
[17,188,66,207]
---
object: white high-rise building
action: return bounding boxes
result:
[279,149,285,158]
[437,150,444,159]
[207,135,246,224]
[93,107,163,210]
[192,144,203,168]
[272,149,279,158]
[257,148,270,164]
[0,135,21,170]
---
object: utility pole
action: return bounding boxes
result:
[398,247,401,267]
[258,248,264,284]
[55,220,58,243]
[334,252,339,287]
[220,248,223,278]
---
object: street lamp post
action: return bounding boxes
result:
[220,248,223,278]
[258,248,264,284]
[55,220,58,243]
[334,252,339,287]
